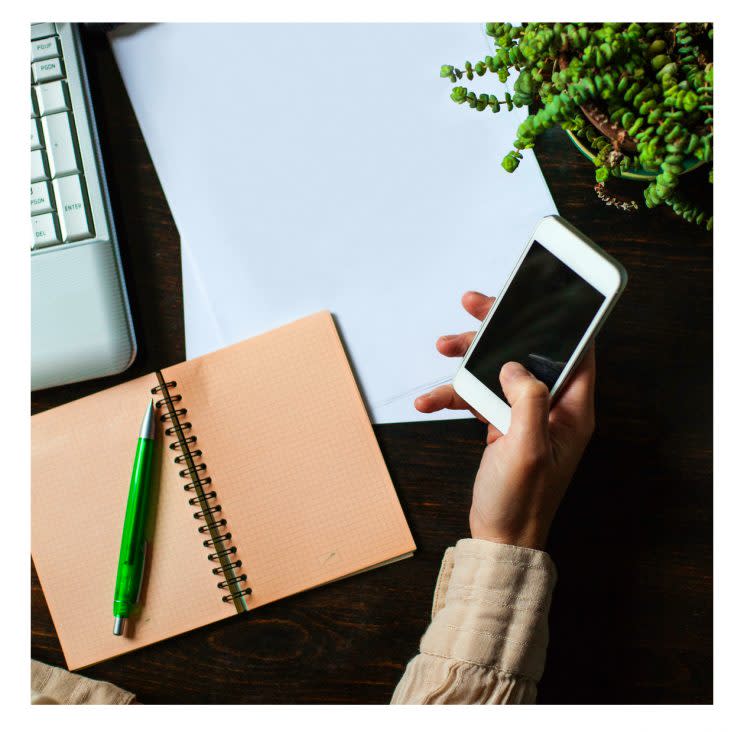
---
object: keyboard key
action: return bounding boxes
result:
[30,181,54,215]
[32,57,64,84]
[31,36,60,62]
[37,80,70,116]
[53,175,93,242]
[31,89,39,118]
[31,23,56,41]
[31,149,50,182]
[30,118,43,150]
[31,212,61,249]
[41,112,81,178]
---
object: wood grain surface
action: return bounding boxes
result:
[31,28,712,704]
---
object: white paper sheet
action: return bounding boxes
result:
[111,23,557,423]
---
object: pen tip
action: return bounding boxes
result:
[113,616,126,636]
[140,398,156,440]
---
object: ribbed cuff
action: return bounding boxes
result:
[31,660,135,705]
[420,538,557,681]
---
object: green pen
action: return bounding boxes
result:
[113,400,156,636]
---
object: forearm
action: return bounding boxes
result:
[391,538,556,704]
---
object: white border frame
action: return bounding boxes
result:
[453,215,628,433]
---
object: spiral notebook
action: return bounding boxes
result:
[32,312,415,670]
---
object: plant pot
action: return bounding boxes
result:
[553,56,707,183]
[565,128,706,181]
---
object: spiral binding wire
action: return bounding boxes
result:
[151,375,252,608]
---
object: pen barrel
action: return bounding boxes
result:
[113,437,154,617]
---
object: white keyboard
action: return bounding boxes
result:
[30,23,95,248]
[31,23,136,391]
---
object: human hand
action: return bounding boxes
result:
[414,291,596,550]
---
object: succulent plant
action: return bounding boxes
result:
[442,22,713,229]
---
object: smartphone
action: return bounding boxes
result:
[453,215,627,433]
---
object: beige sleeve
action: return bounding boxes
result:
[391,538,557,704]
[31,660,135,704]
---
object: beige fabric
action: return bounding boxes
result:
[31,659,134,705]
[31,538,555,705]
[391,538,557,704]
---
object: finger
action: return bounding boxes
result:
[414,384,471,413]
[500,361,550,446]
[486,423,503,445]
[461,291,496,321]
[415,384,489,422]
[553,343,596,425]
[436,331,475,358]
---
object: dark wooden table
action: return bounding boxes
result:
[31,28,712,704]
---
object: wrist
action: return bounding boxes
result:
[470,533,546,551]
[469,511,548,551]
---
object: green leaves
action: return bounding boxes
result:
[682,91,699,112]
[513,70,535,105]
[647,39,666,57]
[450,86,468,104]
[651,53,672,70]
[440,22,713,227]
[449,85,520,113]
[501,150,522,173]
[657,62,678,80]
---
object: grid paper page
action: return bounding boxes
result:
[32,373,233,670]
[162,312,416,610]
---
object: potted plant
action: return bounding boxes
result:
[441,22,713,229]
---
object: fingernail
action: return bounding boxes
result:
[417,393,431,400]
[438,335,456,342]
[500,361,527,382]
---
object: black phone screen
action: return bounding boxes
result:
[465,241,605,402]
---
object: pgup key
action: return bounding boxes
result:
[31,36,61,62]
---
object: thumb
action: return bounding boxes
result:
[500,361,550,445]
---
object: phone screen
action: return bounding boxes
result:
[465,240,605,401]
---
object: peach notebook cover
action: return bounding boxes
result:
[32,312,415,670]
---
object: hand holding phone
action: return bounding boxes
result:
[414,216,625,548]
[453,216,626,433]
[415,291,597,549]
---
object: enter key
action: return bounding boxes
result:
[53,174,94,242]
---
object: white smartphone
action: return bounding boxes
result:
[453,215,627,433]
